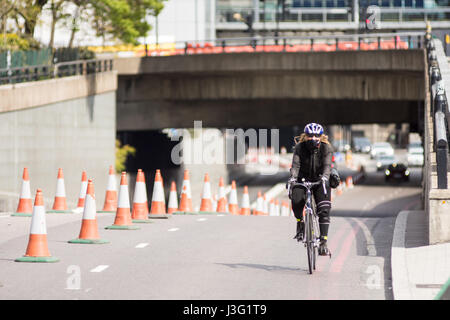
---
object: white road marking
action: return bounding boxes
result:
[352,218,377,256]
[168,228,179,232]
[90,265,109,273]
[197,218,207,221]
[135,243,149,248]
[217,214,225,217]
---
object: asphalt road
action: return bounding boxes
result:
[0,161,422,299]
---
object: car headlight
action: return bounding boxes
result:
[385,169,390,175]
[377,162,381,167]
[405,170,410,176]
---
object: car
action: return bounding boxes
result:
[370,142,394,159]
[375,154,396,171]
[352,137,371,153]
[332,140,350,152]
[385,163,410,182]
[407,142,424,167]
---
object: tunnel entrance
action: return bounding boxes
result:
[117,130,182,202]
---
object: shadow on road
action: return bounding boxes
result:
[216,262,307,274]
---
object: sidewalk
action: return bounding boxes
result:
[392,210,450,300]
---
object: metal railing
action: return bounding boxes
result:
[143,31,425,57]
[0,59,113,85]
[427,37,449,189]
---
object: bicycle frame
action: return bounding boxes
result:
[290,179,325,274]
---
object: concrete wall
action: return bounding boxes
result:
[0,74,117,213]
[424,39,450,244]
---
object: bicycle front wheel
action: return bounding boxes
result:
[305,212,314,274]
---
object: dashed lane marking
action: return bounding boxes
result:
[135,243,149,248]
[168,228,179,232]
[90,265,109,273]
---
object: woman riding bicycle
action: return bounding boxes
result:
[287,123,332,256]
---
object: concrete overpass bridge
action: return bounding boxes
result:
[114,48,425,131]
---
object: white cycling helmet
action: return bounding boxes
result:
[304,123,324,136]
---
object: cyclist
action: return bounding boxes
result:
[287,123,332,256]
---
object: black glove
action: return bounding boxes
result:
[286,177,296,189]
[286,177,296,199]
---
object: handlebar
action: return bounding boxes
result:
[288,179,327,196]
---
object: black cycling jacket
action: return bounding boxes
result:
[290,141,333,182]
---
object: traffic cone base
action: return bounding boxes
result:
[147,214,170,219]
[68,238,109,244]
[11,212,33,217]
[132,219,154,223]
[47,210,73,214]
[105,225,140,230]
[15,256,59,263]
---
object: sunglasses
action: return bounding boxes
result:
[306,133,321,138]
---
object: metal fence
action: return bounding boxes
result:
[427,37,449,189]
[0,59,114,85]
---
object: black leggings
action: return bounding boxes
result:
[291,184,331,226]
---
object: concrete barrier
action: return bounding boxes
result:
[424,38,450,244]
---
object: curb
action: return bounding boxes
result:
[391,210,411,300]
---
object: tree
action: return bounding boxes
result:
[66,0,89,48]
[115,139,135,173]
[48,0,69,48]
[14,0,48,37]
[91,0,167,45]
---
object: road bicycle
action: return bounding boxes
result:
[288,179,331,274]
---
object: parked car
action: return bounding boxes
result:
[332,140,350,152]
[407,142,424,167]
[375,154,396,171]
[385,163,410,182]
[370,142,394,159]
[352,137,371,153]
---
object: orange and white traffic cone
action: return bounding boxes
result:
[275,199,281,216]
[336,182,343,195]
[131,169,152,223]
[346,176,354,189]
[12,168,33,217]
[263,194,269,215]
[212,194,218,212]
[73,171,88,214]
[240,186,251,215]
[99,165,117,213]
[149,169,168,219]
[269,198,276,216]
[48,168,71,213]
[228,180,239,215]
[105,172,139,230]
[253,191,264,215]
[167,181,178,214]
[178,170,193,212]
[15,189,59,262]
[199,173,213,213]
[216,177,228,213]
[69,179,109,244]
[281,201,289,217]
